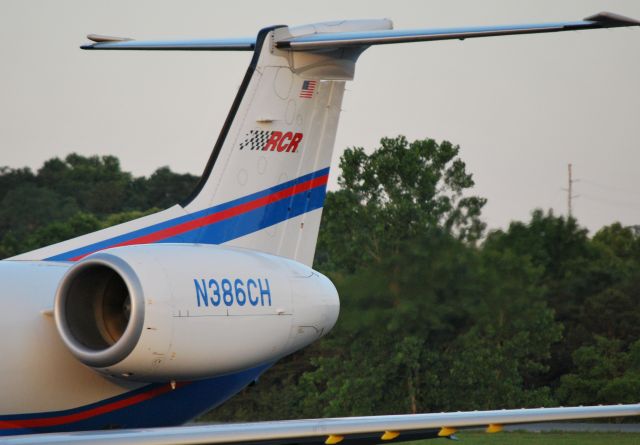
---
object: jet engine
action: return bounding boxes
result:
[54,244,339,382]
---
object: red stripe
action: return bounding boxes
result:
[0,382,188,429]
[69,174,328,262]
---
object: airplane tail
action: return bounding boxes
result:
[11,13,637,264]
[177,25,353,265]
[10,20,392,265]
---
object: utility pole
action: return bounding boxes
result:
[568,163,573,218]
[565,163,578,218]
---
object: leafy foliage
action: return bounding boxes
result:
[316,136,486,272]
[557,337,640,405]
[0,153,197,258]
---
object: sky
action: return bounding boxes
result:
[1,0,639,234]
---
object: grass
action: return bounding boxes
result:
[418,431,640,444]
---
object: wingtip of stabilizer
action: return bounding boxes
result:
[584,11,640,27]
[82,34,133,50]
[87,34,133,43]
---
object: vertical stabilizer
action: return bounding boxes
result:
[181,26,349,265]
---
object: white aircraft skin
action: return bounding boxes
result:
[1,12,640,445]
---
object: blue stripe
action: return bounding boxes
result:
[45,168,330,261]
[161,179,326,244]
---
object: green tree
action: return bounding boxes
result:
[557,337,640,406]
[0,166,36,203]
[483,210,623,387]
[0,154,197,258]
[436,248,561,410]
[22,212,102,252]
[581,283,640,347]
[37,154,132,216]
[19,209,160,253]
[592,223,640,266]
[316,136,486,272]
[0,184,79,256]
[293,137,560,417]
[141,167,200,209]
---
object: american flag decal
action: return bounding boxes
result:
[299,80,317,99]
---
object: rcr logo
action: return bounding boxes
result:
[239,130,304,153]
[264,131,303,152]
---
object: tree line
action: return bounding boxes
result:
[1,138,638,419]
[0,154,196,258]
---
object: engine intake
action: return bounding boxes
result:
[55,255,145,369]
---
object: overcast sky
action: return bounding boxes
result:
[1,0,639,234]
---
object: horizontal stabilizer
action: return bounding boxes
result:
[82,36,255,51]
[277,11,640,50]
[81,12,639,52]
[81,12,640,51]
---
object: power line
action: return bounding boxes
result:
[579,178,638,195]
[581,193,640,208]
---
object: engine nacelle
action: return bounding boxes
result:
[54,244,339,382]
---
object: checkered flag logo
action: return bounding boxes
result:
[239,130,272,151]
